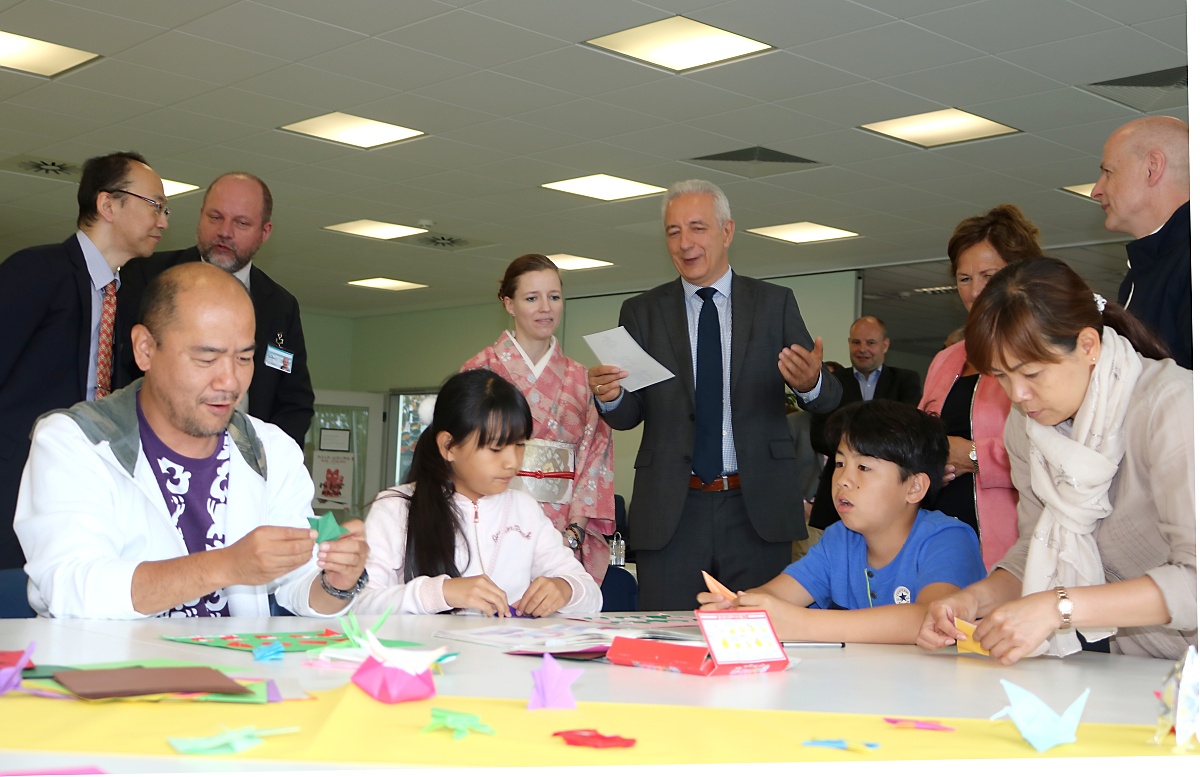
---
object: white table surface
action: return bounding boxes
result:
[0,614,1188,774]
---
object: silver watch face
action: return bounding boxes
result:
[566,534,579,550]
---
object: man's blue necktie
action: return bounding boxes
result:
[693,287,722,484]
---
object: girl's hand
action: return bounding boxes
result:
[443,574,510,616]
[974,591,1060,665]
[696,591,733,610]
[916,589,979,651]
[514,576,571,617]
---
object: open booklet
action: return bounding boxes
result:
[431,623,705,655]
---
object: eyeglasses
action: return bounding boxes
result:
[103,188,169,217]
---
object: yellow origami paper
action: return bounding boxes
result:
[954,618,989,656]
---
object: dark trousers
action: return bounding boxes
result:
[636,488,791,611]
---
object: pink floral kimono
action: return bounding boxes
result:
[463,333,615,585]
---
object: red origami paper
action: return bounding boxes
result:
[554,729,636,748]
[352,656,435,704]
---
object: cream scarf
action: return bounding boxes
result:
[1020,327,1141,656]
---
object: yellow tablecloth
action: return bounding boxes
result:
[0,684,1189,766]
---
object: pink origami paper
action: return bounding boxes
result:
[352,656,436,704]
[528,652,582,710]
[0,642,34,697]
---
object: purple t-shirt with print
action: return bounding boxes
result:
[137,394,232,618]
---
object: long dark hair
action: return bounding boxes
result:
[965,258,1170,373]
[399,369,533,579]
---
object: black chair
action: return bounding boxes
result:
[599,565,638,612]
[0,568,36,618]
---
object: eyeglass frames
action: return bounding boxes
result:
[103,188,169,217]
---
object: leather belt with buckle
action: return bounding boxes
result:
[689,473,741,491]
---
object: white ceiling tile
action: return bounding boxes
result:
[694,0,893,49]
[687,103,841,146]
[686,50,863,103]
[379,9,565,68]
[791,21,982,79]
[1003,156,1105,189]
[0,1,165,55]
[1133,14,1187,53]
[468,156,587,188]
[235,65,394,110]
[178,2,364,60]
[51,0,241,28]
[292,38,475,91]
[592,77,759,122]
[0,103,102,143]
[513,99,669,140]
[0,69,47,101]
[883,56,1063,106]
[359,135,506,170]
[1037,117,1134,155]
[114,31,288,82]
[1074,0,1185,26]
[839,148,983,185]
[528,141,666,178]
[773,129,912,166]
[170,144,297,177]
[353,93,498,135]
[59,59,220,105]
[33,129,206,164]
[253,0,450,35]
[495,46,670,97]
[173,88,318,129]
[0,169,69,202]
[968,88,1138,133]
[121,107,260,145]
[410,70,576,116]
[223,130,358,165]
[440,118,585,156]
[998,27,1184,85]
[606,122,738,161]
[7,82,158,124]
[780,82,942,128]
[908,0,1118,54]
[469,0,664,41]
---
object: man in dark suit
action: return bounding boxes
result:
[808,316,923,530]
[0,151,168,571]
[115,172,314,447]
[588,180,842,610]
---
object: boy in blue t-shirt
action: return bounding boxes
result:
[698,399,986,644]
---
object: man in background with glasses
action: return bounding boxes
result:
[0,151,169,581]
[114,172,314,448]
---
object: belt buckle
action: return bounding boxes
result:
[720,475,729,491]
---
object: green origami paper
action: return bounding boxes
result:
[168,725,299,755]
[308,512,349,542]
[421,708,495,740]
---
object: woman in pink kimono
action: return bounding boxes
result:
[462,254,615,586]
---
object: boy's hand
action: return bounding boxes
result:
[443,574,510,616]
[730,591,786,623]
[696,591,733,610]
[514,576,571,617]
[916,590,978,651]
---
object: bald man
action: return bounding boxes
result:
[15,263,367,619]
[1092,116,1191,369]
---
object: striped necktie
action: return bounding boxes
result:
[95,280,117,399]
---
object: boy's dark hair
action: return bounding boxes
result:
[824,399,949,507]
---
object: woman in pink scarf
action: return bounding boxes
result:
[463,254,615,586]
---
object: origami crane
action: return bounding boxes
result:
[1154,645,1198,751]
[990,679,1090,753]
[422,708,495,740]
[351,631,447,704]
[167,725,299,755]
[528,652,582,710]
[0,642,34,696]
[308,512,348,543]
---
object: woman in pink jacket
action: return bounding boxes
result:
[919,205,1042,569]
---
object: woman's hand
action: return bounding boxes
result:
[514,576,572,617]
[443,574,510,616]
[943,436,976,484]
[916,588,979,651]
[974,591,1060,665]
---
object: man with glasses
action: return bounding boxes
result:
[0,151,168,579]
[115,172,314,448]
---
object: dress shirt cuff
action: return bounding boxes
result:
[792,372,824,404]
[595,387,626,413]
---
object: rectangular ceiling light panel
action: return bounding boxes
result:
[542,174,665,201]
[0,30,98,76]
[347,278,427,292]
[547,254,613,270]
[282,112,424,148]
[587,16,771,72]
[324,220,427,240]
[861,109,1018,148]
[747,222,858,244]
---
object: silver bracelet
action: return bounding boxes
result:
[320,569,368,600]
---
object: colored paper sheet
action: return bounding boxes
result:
[308,512,348,542]
[0,687,1176,767]
[0,768,107,775]
[161,631,420,653]
[0,643,34,696]
[955,618,990,656]
[168,725,299,755]
[702,570,737,601]
[0,649,36,670]
[566,613,698,628]
[52,667,250,700]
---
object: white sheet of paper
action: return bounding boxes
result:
[583,327,674,392]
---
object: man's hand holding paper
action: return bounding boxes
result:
[584,327,674,396]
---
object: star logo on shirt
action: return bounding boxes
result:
[893,586,912,605]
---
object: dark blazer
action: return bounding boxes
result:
[808,364,923,529]
[113,246,315,446]
[0,236,92,569]
[600,272,842,551]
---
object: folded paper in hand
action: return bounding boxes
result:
[583,327,674,392]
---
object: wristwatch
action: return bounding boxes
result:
[564,523,585,550]
[1054,586,1073,629]
[968,442,978,472]
[320,569,368,600]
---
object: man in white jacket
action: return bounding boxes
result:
[15,262,368,618]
